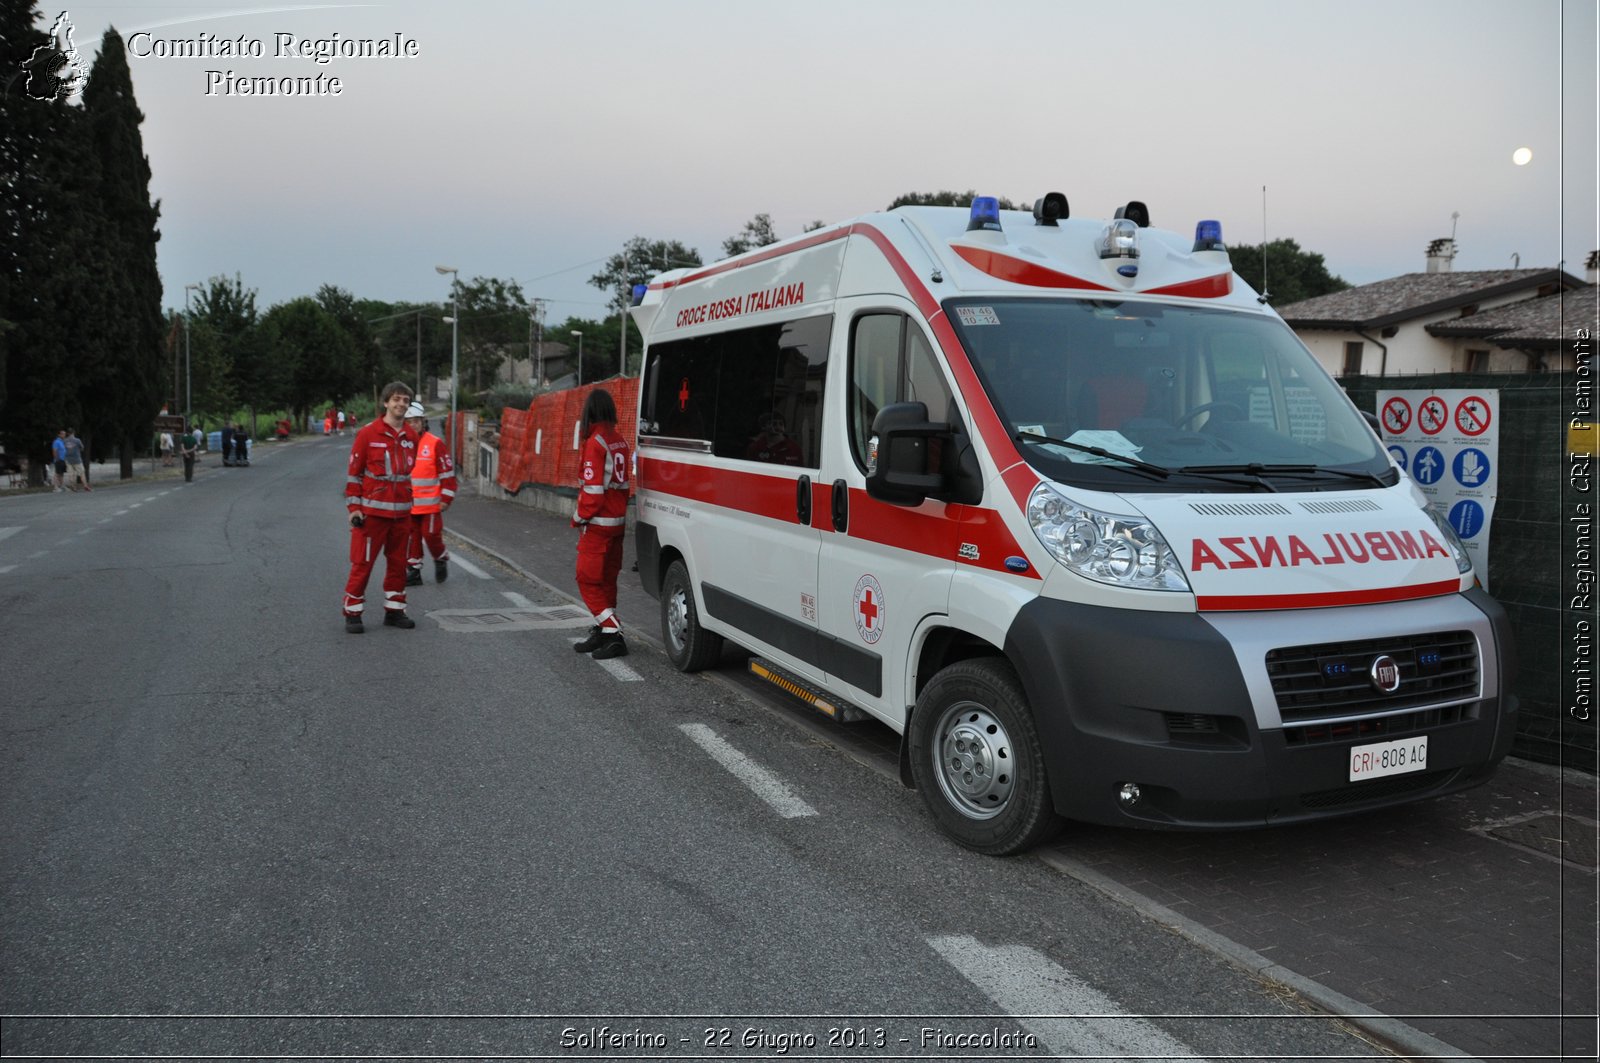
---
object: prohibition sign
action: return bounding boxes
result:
[1381,397,1412,435]
[1418,396,1449,436]
[1455,395,1492,436]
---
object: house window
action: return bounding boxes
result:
[1342,341,1364,376]
[1465,349,1490,373]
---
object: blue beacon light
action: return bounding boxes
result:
[1193,220,1225,251]
[967,197,1002,232]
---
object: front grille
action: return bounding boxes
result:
[1283,703,1473,746]
[1266,630,1479,727]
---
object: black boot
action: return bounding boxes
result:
[345,614,364,634]
[434,558,449,583]
[405,566,423,587]
[573,626,604,653]
[591,631,628,659]
[383,610,416,629]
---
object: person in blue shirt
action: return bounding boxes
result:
[61,428,89,491]
[50,430,67,491]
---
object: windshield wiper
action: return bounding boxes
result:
[1016,431,1170,479]
[1180,463,1392,488]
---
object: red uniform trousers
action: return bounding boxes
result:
[576,524,625,632]
[344,514,410,617]
[408,511,450,568]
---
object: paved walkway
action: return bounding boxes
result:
[442,483,1599,1063]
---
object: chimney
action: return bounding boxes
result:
[1425,238,1457,274]
[1587,250,1598,285]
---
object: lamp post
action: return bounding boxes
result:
[571,330,583,387]
[435,264,459,462]
[183,283,200,422]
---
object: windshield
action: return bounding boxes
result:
[945,297,1393,491]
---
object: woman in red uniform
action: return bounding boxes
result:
[572,389,631,659]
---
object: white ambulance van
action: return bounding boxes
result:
[629,195,1516,855]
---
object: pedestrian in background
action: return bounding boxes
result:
[571,388,631,660]
[342,381,416,634]
[403,402,455,586]
[62,427,89,491]
[220,421,235,466]
[160,430,174,467]
[180,423,198,482]
[50,430,66,491]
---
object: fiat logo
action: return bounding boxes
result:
[1369,655,1402,694]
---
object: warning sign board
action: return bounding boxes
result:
[1378,389,1500,588]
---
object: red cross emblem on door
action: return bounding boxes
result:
[678,378,691,412]
[853,573,885,645]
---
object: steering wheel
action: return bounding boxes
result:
[1175,401,1244,429]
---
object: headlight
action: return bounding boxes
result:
[1027,482,1189,591]
[1424,502,1474,575]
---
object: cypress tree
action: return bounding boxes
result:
[83,27,163,478]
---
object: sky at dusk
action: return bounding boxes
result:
[40,0,1600,321]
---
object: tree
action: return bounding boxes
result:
[449,275,529,396]
[888,190,1026,211]
[722,213,779,258]
[258,297,359,427]
[589,237,702,315]
[0,5,113,480]
[188,274,260,418]
[82,27,163,478]
[1224,238,1349,306]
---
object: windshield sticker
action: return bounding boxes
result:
[955,306,1001,326]
[1064,430,1142,464]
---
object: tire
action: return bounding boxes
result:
[908,658,1062,856]
[660,559,723,672]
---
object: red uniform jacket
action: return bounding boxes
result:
[575,423,630,531]
[346,417,414,517]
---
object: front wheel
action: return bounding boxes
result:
[908,658,1062,855]
[660,559,723,672]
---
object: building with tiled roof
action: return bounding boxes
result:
[1278,241,1593,376]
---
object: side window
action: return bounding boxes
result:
[849,312,952,471]
[641,314,831,468]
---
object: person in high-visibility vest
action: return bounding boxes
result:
[404,402,456,586]
[572,388,631,660]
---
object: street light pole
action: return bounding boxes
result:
[435,264,459,462]
[183,283,200,422]
[571,330,583,387]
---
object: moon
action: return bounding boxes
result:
[1513,147,1533,166]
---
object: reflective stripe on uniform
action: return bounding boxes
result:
[590,515,626,527]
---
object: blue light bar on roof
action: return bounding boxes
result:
[967,197,1002,232]
[631,283,649,306]
[1193,220,1225,252]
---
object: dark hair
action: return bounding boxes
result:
[581,388,618,437]
[380,380,413,402]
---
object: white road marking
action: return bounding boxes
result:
[448,553,490,579]
[594,656,642,682]
[144,496,158,503]
[927,935,1203,1061]
[678,723,818,819]
[502,591,534,608]
[0,565,14,574]
[0,527,21,543]
[115,510,130,516]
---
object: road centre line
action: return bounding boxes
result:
[678,723,818,819]
[502,591,534,608]
[926,935,1201,1060]
[0,527,21,543]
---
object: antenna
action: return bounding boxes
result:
[1450,211,1460,241]
[1258,185,1271,304]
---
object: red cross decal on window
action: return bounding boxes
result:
[857,587,879,629]
[678,378,691,411]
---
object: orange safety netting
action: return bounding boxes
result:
[496,377,640,494]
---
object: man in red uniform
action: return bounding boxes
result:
[572,388,631,659]
[404,402,456,586]
[342,382,416,633]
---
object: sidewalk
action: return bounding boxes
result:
[445,484,1598,1063]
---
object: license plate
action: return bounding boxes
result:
[1349,736,1428,782]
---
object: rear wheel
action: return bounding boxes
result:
[908,658,1062,855]
[660,559,723,672]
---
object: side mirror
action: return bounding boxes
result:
[866,402,947,506]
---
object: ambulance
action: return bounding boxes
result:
[629,194,1516,855]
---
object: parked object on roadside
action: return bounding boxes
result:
[628,194,1515,855]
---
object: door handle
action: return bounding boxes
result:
[796,474,812,526]
[831,479,849,533]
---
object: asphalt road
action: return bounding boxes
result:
[2,439,1394,1060]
